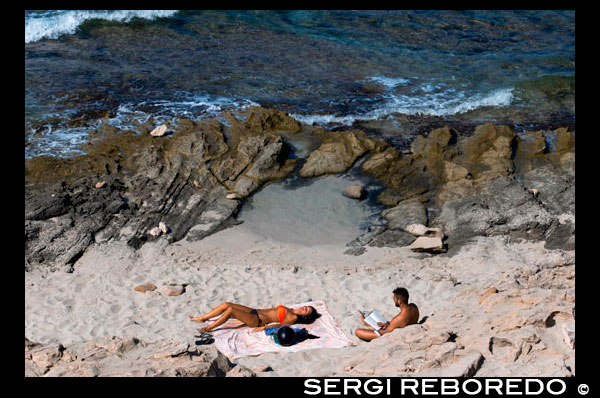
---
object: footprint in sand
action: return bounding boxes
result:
[63,298,76,307]
[73,282,86,293]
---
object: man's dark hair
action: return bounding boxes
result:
[296,307,321,324]
[393,287,409,303]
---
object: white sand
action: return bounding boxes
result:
[24,218,575,376]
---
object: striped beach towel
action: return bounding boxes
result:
[208,300,354,359]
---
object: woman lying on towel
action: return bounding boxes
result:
[189,302,321,333]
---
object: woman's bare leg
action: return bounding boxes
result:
[189,302,229,322]
[199,306,260,332]
[190,302,256,323]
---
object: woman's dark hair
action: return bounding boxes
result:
[296,306,321,324]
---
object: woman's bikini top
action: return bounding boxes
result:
[277,305,287,323]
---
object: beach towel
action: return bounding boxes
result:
[206,300,354,359]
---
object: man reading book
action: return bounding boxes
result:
[355,287,420,342]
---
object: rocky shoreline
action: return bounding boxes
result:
[25,106,575,377]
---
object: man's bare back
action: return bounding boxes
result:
[390,303,419,329]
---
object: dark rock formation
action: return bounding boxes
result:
[356,123,574,252]
[25,107,301,271]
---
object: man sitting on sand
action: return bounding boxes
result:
[355,287,419,341]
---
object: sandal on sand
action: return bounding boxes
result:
[195,332,214,345]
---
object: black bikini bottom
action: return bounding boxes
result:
[250,309,263,326]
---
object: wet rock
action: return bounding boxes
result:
[241,106,302,134]
[342,184,365,200]
[344,247,367,256]
[25,108,298,270]
[382,200,428,231]
[366,229,416,248]
[299,129,388,177]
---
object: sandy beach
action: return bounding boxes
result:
[25,215,575,377]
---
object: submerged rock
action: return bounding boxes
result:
[342,184,366,200]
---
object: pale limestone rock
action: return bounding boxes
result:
[562,322,575,349]
[162,285,185,296]
[407,236,445,253]
[404,223,445,238]
[150,124,168,137]
[30,344,64,371]
[95,336,141,354]
[25,360,43,377]
[148,227,162,237]
[479,287,499,304]
[438,350,484,377]
[151,341,189,359]
[158,221,169,234]
[134,283,157,293]
[404,223,429,236]
[227,365,257,377]
[25,337,237,377]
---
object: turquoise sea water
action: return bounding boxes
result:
[25,10,575,158]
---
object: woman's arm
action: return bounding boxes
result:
[251,323,282,333]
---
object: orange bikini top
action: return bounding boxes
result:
[277,305,286,323]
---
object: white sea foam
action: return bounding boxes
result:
[25,93,260,158]
[106,94,260,130]
[292,87,514,126]
[368,76,410,89]
[25,10,179,43]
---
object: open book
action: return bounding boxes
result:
[363,310,387,330]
